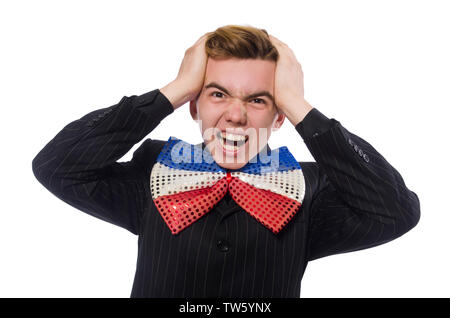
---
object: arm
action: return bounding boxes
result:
[296,108,421,261]
[32,32,211,235]
[32,89,174,235]
[267,33,420,260]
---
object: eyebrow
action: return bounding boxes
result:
[204,82,275,105]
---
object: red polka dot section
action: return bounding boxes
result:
[154,178,228,234]
[229,177,301,234]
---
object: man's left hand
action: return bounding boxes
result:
[269,34,314,126]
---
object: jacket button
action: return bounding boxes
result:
[353,144,359,152]
[217,240,230,252]
[348,138,354,146]
[363,154,370,162]
[312,132,319,137]
[358,149,364,157]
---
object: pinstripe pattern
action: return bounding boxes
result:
[32,89,420,297]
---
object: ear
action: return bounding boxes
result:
[189,99,198,121]
[272,111,286,131]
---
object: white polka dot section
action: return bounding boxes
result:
[230,170,305,203]
[150,162,226,199]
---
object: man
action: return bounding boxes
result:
[32,25,420,297]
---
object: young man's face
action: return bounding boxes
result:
[190,57,285,170]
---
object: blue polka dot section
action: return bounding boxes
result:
[236,147,302,174]
[157,136,225,172]
[156,136,301,174]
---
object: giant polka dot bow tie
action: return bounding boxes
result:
[150,136,306,235]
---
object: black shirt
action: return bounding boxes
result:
[32,89,420,297]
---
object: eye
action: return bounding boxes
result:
[211,91,225,98]
[251,98,266,104]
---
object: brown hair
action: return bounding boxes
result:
[205,24,278,62]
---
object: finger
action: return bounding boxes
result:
[200,32,211,40]
[269,34,283,45]
[269,35,286,53]
[195,32,212,45]
[270,35,296,57]
[268,35,278,45]
[269,37,281,51]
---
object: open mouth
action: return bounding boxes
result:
[216,130,249,153]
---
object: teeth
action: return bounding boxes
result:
[222,132,247,141]
[218,131,248,151]
[222,143,238,151]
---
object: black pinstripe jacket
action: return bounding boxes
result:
[32,88,420,297]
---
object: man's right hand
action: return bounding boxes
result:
[160,32,211,110]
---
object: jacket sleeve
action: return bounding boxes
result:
[31,89,174,235]
[295,108,421,261]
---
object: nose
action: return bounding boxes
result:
[224,98,247,125]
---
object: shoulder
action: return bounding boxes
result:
[131,138,168,175]
[298,161,331,203]
[298,161,320,185]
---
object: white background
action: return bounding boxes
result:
[1,0,448,297]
